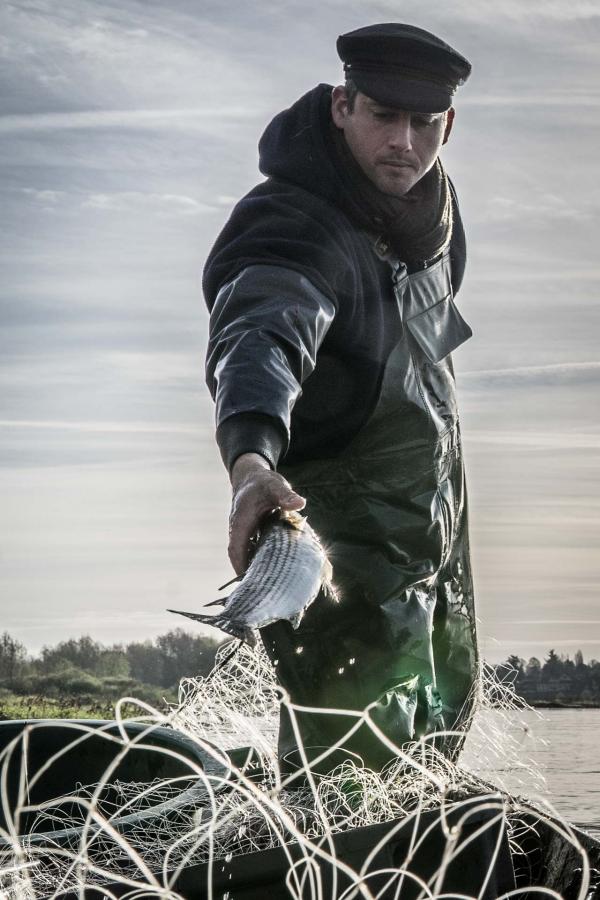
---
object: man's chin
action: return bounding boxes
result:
[373,168,417,198]
[377,178,414,199]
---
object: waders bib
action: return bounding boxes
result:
[261,248,478,771]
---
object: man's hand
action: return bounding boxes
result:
[228,452,306,575]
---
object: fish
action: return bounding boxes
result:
[169,511,337,645]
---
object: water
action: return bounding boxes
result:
[467,707,600,838]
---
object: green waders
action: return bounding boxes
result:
[261,248,479,772]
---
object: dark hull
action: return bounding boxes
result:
[510,807,600,898]
[1,719,598,899]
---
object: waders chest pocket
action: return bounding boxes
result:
[405,294,472,363]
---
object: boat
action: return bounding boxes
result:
[0,718,598,898]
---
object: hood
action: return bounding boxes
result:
[258,84,367,224]
[204,85,466,304]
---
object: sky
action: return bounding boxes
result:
[1,0,599,663]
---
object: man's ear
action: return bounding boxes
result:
[442,107,455,145]
[331,84,349,129]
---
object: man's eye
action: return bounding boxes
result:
[373,111,394,121]
[413,116,436,127]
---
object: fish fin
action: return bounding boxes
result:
[169,608,256,646]
[213,617,257,646]
[204,596,229,608]
[218,574,243,591]
[167,608,213,623]
[321,579,340,604]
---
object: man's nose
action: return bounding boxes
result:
[388,115,412,151]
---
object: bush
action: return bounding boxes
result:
[43,667,103,696]
[5,673,52,695]
[98,676,175,707]
[126,683,175,706]
[99,675,139,695]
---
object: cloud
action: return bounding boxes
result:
[462,361,600,385]
[82,191,215,216]
[0,419,199,435]
[501,620,600,626]
[466,431,599,450]
[460,92,600,107]
[492,639,600,646]
[21,187,65,203]
[0,107,266,134]
[19,185,216,216]
[481,193,597,225]
[0,0,295,120]
[104,350,202,385]
[458,0,600,20]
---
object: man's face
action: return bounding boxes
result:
[331,86,454,198]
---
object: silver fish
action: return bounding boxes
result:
[169,511,336,645]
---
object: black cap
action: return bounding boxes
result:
[337,23,471,113]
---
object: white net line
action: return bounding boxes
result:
[0,642,594,899]
[461,661,547,798]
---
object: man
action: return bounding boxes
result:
[203,24,478,771]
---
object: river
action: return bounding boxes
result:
[463,707,600,838]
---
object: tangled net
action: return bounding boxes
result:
[0,643,595,899]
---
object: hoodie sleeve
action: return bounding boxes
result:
[207,264,336,472]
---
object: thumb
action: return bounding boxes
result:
[279,487,306,511]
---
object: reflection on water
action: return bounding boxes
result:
[465,707,600,837]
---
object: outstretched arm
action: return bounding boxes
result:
[206,266,336,572]
[207,265,337,470]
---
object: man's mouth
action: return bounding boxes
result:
[380,160,413,169]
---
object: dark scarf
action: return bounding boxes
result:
[328,121,453,266]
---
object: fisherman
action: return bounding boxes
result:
[203,23,478,771]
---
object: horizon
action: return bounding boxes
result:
[3,626,599,668]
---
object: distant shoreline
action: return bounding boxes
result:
[520,701,600,710]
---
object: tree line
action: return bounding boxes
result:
[0,630,222,705]
[2,632,599,708]
[498,649,600,706]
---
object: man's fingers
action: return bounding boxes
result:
[227,469,307,574]
[228,498,306,573]
[228,512,255,574]
[227,494,276,573]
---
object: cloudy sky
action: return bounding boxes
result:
[1,0,599,663]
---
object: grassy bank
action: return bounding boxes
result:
[0,691,176,721]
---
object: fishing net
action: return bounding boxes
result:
[0,642,595,899]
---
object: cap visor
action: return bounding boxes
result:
[352,72,452,113]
